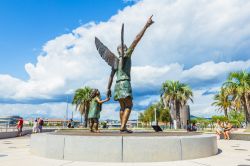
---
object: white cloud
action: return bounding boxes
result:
[190,89,223,117]
[0,75,23,99]
[0,101,141,121]
[137,95,160,107]
[0,0,250,118]
[132,60,250,89]
[182,61,250,81]
[0,102,114,120]
[0,0,250,100]
[101,103,120,120]
[0,103,71,119]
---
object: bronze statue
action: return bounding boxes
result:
[95,15,154,133]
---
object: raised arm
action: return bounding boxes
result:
[128,15,154,52]
[96,96,110,104]
[106,68,116,98]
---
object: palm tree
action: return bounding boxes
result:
[223,71,250,128]
[72,86,92,127]
[212,88,231,118]
[161,80,193,129]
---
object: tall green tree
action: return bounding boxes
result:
[223,71,250,128]
[212,87,231,118]
[72,86,92,127]
[160,108,171,126]
[139,105,155,126]
[228,109,245,128]
[211,115,228,123]
[139,102,170,127]
[161,80,193,128]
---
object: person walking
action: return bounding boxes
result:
[17,118,23,136]
[32,119,38,133]
[38,118,44,133]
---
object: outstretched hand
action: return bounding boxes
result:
[107,89,112,98]
[147,15,154,26]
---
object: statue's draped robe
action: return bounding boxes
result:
[114,48,133,101]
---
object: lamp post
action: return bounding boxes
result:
[137,112,139,128]
[154,108,157,125]
[65,96,69,127]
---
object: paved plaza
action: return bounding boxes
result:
[0,135,250,166]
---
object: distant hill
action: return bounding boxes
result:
[190,115,211,120]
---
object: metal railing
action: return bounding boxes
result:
[0,125,33,132]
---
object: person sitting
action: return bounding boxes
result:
[215,120,223,139]
[191,122,197,131]
[224,122,232,140]
[67,119,74,128]
[187,120,192,132]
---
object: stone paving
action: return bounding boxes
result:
[0,135,250,166]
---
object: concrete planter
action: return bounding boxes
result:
[30,132,218,162]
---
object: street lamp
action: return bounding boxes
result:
[65,95,69,127]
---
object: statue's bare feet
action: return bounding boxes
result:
[95,130,100,133]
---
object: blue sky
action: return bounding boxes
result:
[0,0,135,79]
[0,0,250,119]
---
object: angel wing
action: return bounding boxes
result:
[95,37,119,70]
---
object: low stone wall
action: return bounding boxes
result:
[0,129,55,139]
[30,133,218,162]
[230,133,250,141]
[0,130,32,139]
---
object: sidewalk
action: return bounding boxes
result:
[0,135,250,166]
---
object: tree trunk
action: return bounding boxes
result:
[244,94,250,128]
[224,108,228,118]
[84,113,88,128]
[176,101,181,129]
[84,103,89,128]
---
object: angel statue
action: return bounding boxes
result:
[95,15,154,133]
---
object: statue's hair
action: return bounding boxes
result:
[117,44,128,53]
[90,89,100,99]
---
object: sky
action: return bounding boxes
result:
[0,0,250,120]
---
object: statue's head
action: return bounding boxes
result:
[117,44,128,57]
[90,89,100,99]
